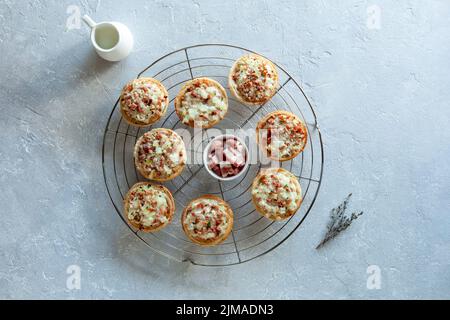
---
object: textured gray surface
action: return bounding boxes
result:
[1,0,449,299]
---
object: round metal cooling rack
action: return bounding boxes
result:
[102,44,324,266]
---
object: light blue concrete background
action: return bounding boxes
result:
[0,0,449,299]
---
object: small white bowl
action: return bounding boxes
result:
[203,134,249,182]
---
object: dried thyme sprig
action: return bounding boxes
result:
[316,193,363,249]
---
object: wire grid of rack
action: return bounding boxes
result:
[102,44,324,266]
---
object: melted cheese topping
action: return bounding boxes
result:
[252,169,301,218]
[135,129,186,180]
[259,112,307,159]
[231,55,277,103]
[127,184,170,228]
[121,78,168,124]
[178,79,227,128]
[183,198,231,240]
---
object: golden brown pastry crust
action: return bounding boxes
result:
[123,182,175,232]
[228,54,279,106]
[181,195,234,246]
[256,110,308,161]
[134,128,186,182]
[120,77,169,127]
[175,77,228,129]
[251,167,302,220]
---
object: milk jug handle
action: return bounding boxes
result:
[82,15,97,29]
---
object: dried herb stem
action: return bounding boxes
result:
[316,193,363,250]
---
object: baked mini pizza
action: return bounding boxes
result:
[134,128,186,181]
[120,77,169,127]
[124,182,175,232]
[228,54,279,106]
[251,168,302,220]
[256,110,308,161]
[174,77,228,128]
[181,195,234,246]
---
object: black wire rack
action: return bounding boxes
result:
[102,44,324,266]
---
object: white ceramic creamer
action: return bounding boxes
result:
[82,15,133,62]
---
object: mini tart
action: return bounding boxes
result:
[256,110,308,161]
[175,77,228,128]
[251,168,302,220]
[134,128,186,181]
[120,77,169,127]
[124,182,175,232]
[228,54,279,106]
[181,195,234,246]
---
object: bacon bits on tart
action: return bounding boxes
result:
[251,168,302,221]
[256,110,308,161]
[134,128,186,182]
[124,182,175,232]
[120,77,169,127]
[228,54,279,106]
[175,77,228,128]
[181,195,234,246]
